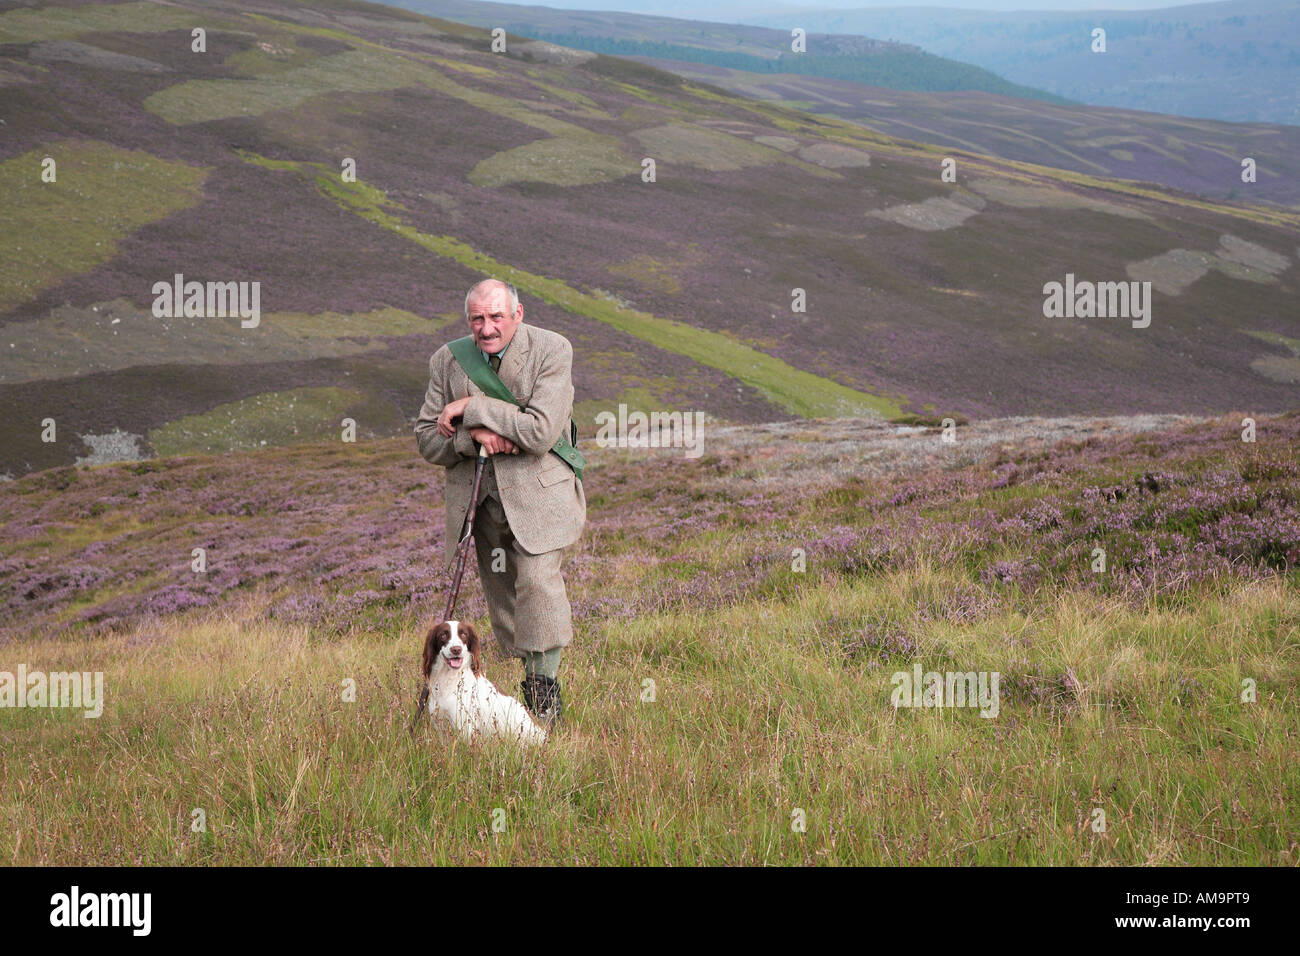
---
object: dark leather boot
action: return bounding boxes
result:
[520,673,562,728]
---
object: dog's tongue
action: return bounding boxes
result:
[448,657,463,669]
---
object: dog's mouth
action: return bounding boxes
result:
[446,652,464,670]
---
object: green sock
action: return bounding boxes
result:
[522,647,562,680]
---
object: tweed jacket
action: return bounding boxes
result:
[415,322,586,566]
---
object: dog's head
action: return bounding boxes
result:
[421,620,483,681]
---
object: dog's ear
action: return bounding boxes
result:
[421,622,444,680]
[463,623,483,677]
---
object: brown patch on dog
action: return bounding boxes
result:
[461,622,484,678]
[420,621,447,680]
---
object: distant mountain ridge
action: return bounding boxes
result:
[398,0,1069,100]
[742,0,1300,125]
[419,0,1300,124]
[404,0,1300,204]
[521,29,1071,100]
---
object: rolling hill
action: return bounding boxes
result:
[1,0,1298,482]
[398,0,1300,205]
[629,56,1300,207]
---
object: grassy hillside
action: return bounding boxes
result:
[1,411,1296,863]
[396,0,1300,206]
[0,0,1298,485]
[636,57,1300,208]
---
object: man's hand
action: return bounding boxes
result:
[436,396,471,437]
[470,427,517,455]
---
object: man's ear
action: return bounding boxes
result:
[464,624,483,678]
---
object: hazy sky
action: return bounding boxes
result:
[510,1,1228,14]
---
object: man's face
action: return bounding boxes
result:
[466,285,522,354]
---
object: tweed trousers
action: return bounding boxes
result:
[472,475,575,657]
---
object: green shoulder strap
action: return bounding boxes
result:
[447,335,585,481]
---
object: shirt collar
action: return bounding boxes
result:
[480,339,511,363]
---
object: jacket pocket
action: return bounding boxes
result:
[537,461,572,487]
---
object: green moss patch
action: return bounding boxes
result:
[147,386,375,456]
[0,141,207,314]
[0,2,202,44]
[143,48,438,125]
[968,177,1151,220]
[1243,330,1300,385]
[224,38,325,78]
[605,253,686,295]
[0,301,447,385]
[468,133,632,188]
[632,123,833,178]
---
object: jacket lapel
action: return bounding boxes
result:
[498,322,531,395]
[454,360,479,400]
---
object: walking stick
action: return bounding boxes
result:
[410,445,490,735]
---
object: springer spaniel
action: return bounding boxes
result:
[421,620,547,747]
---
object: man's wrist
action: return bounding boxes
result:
[462,395,514,429]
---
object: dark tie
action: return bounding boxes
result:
[489,353,501,373]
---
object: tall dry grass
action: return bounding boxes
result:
[3,563,1294,865]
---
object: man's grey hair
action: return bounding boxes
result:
[464,278,519,319]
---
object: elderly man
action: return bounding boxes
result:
[414,278,585,726]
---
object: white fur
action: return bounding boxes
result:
[427,621,547,747]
